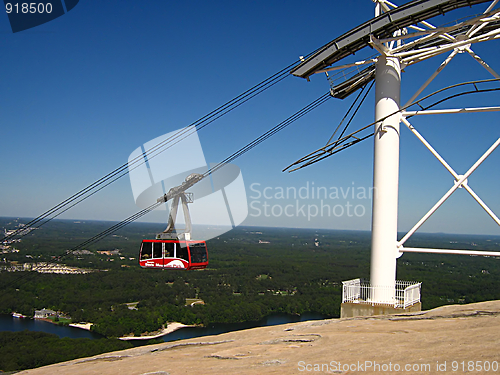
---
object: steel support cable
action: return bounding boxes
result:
[406,86,500,118]
[325,83,370,146]
[16,75,291,239]
[284,78,500,172]
[104,55,376,196]
[1,54,320,244]
[67,92,333,252]
[56,93,331,250]
[288,81,374,170]
[139,58,379,177]
[3,92,332,290]
[326,80,375,146]
[2,168,144,241]
[1,72,288,242]
[2,72,293,242]
[291,134,374,170]
[130,73,291,173]
[287,89,500,171]
[70,202,163,252]
[289,83,500,171]
[204,92,332,177]
[121,46,326,173]
[94,92,332,234]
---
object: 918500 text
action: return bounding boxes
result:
[444,361,499,372]
[5,3,53,14]
[298,360,499,372]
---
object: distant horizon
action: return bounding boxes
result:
[2,216,500,239]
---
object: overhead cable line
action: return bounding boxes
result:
[76,91,332,250]
[204,92,332,177]
[3,90,333,290]
[1,52,323,244]
[325,81,374,145]
[3,200,162,290]
[71,91,333,247]
[69,202,163,253]
[284,78,500,172]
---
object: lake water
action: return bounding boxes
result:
[0,315,103,339]
[0,312,330,342]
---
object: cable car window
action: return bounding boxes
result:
[153,242,162,259]
[165,242,175,258]
[141,242,152,260]
[189,242,207,263]
[177,244,189,261]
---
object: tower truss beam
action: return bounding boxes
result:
[403,106,500,116]
[404,49,458,106]
[400,27,500,66]
[467,0,500,37]
[401,117,500,229]
[400,247,500,257]
[466,48,500,79]
[398,136,500,248]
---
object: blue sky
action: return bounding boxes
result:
[0,0,499,236]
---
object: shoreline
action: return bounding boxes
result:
[68,321,194,340]
[119,322,195,341]
[68,322,93,331]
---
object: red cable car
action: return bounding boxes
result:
[139,176,209,270]
[139,239,208,270]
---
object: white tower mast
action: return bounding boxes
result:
[371,53,401,302]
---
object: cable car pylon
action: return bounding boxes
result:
[287,0,500,317]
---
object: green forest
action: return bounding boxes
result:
[1,218,500,371]
[0,331,134,372]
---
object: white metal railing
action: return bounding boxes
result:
[342,278,362,302]
[403,282,421,308]
[342,279,421,308]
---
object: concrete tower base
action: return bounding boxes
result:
[341,302,421,318]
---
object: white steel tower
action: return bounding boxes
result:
[286,0,500,315]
